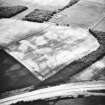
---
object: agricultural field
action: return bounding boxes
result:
[0,0,105,105]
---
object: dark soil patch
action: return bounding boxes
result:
[0,50,40,94]
[10,96,105,105]
[23,9,57,23]
[0,6,28,18]
[11,100,49,105]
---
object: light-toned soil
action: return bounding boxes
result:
[49,0,105,28]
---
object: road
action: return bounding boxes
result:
[0,80,105,105]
